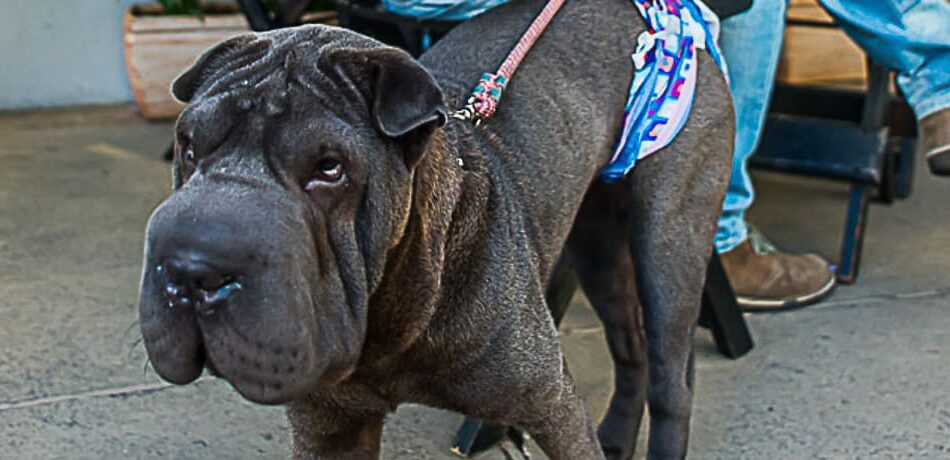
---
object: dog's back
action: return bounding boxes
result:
[419,0,731,270]
[422,0,641,174]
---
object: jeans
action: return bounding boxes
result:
[382,0,507,20]
[714,0,787,253]
[715,0,950,253]
[819,0,950,119]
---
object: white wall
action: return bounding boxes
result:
[0,0,152,110]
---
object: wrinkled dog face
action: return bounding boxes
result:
[138,25,446,404]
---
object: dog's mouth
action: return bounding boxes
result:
[139,245,324,403]
[142,315,319,404]
[141,277,321,405]
[164,278,245,316]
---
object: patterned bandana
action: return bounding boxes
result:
[600,0,728,183]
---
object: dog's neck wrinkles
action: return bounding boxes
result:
[360,120,494,374]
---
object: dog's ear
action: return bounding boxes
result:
[329,47,447,169]
[172,35,263,103]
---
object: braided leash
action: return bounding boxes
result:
[453,0,567,125]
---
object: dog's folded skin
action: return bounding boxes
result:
[137,0,734,459]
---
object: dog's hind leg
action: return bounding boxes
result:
[568,182,648,460]
[624,56,734,460]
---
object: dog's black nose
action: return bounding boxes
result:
[165,257,228,291]
[161,256,242,315]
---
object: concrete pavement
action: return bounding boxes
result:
[0,105,948,459]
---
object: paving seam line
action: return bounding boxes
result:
[0,378,212,413]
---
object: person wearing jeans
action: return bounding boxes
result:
[383,0,950,310]
[717,0,950,311]
[820,0,950,173]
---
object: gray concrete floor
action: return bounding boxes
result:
[1,105,948,459]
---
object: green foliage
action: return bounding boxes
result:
[157,0,204,16]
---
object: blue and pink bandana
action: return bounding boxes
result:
[601,0,728,182]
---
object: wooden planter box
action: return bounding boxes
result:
[123,5,251,119]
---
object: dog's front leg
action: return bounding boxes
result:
[286,398,385,460]
[518,365,605,460]
[452,304,605,459]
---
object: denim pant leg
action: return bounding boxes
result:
[818,0,950,119]
[714,0,788,253]
[383,0,509,20]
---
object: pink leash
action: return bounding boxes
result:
[453,0,567,125]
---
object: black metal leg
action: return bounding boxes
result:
[274,0,312,27]
[235,0,276,31]
[860,60,890,131]
[836,183,872,284]
[698,251,754,359]
[877,141,897,204]
[451,417,484,456]
[451,418,527,458]
[894,136,917,200]
[878,135,917,203]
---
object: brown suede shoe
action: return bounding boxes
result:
[720,228,835,312]
[922,108,950,176]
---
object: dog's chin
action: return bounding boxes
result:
[199,326,327,405]
[225,374,312,405]
[206,356,321,405]
[145,328,322,405]
[140,273,357,405]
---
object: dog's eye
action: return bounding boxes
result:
[177,132,196,165]
[306,159,345,190]
[181,143,196,164]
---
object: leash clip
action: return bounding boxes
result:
[452,99,483,126]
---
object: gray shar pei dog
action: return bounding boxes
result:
[137,0,734,457]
